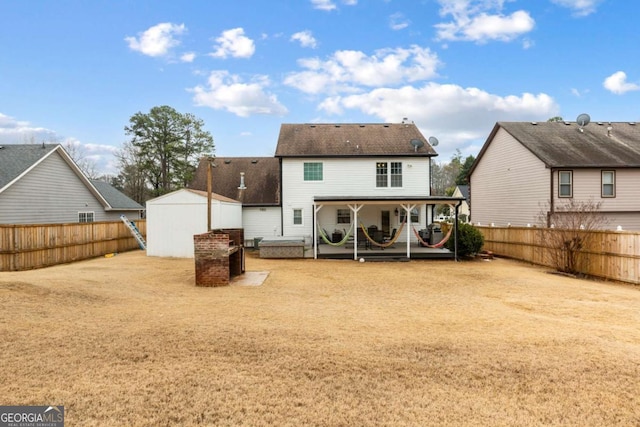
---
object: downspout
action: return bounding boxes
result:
[279,157,284,236]
[548,168,554,228]
[454,206,458,262]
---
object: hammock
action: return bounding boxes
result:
[412,224,453,248]
[318,223,354,247]
[359,220,406,248]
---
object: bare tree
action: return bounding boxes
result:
[537,199,608,275]
[63,140,100,179]
[115,141,149,204]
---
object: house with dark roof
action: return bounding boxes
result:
[189,156,282,241]
[275,123,464,258]
[469,121,640,230]
[0,144,143,224]
[187,123,464,259]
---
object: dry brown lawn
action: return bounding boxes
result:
[0,251,639,426]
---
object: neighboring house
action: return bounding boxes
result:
[189,157,281,242]
[452,185,470,222]
[469,121,640,230]
[274,123,463,250]
[0,143,143,224]
[146,189,242,258]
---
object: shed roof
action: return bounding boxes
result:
[189,157,280,206]
[275,123,438,158]
[492,121,640,168]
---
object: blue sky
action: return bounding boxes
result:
[1,0,638,174]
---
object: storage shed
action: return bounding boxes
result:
[146,189,242,258]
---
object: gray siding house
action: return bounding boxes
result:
[469,121,640,230]
[0,144,143,224]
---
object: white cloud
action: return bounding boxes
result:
[0,113,55,143]
[389,12,411,30]
[603,71,640,95]
[435,1,534,43]
[125,23,186,57]
[189,70,288,117]
[317,83,559,148]
[180,52,196,63]
[291,30,318,48]
[550,0,601,17]
[210,28,255,59]
[310,0,357,11]
[284,45,441,94]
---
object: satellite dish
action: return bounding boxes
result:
[428,136,439,147]
[577,113,591,127]
[410,139,424,152]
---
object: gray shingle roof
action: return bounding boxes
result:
[0,143,58,190]
[90,179,144,210]
[189,157,280,206]
[497,121,640,168]
[275,123,438,157]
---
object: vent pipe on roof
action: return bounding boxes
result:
[238,172,246,190]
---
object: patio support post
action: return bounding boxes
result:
[401,203,416,259]
[348,204,362,260]
[314,204,323,259]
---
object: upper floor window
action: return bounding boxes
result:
[558,171,572,198]
[304,162,323,181]
[79,212,95,223]
[376,162,388,187]
[376,162,402,187]
[390,162,402,187]
[336,209,351,224]
[602,170,615,197]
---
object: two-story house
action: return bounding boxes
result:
[189,123,465,259]
[469,121,640,230]
[275,123,464,258]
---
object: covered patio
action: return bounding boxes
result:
[313,196,465,261]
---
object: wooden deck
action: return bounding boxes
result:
[314,241,455,260]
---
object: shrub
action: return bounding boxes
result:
[445,222,484,257]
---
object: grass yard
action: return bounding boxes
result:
[0,251,639,426]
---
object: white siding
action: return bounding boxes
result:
[0,152,117,224]
[146,190,242,258]
[242,207,281,242]
[281,157,430,238]
[471,128,550,227]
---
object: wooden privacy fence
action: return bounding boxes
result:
[0,220,146,271]
[478,226,640,285]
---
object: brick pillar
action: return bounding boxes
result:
[194,231,230,287]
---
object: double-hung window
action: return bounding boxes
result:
[376,162,388,187]
[376,162,402,188]
[602,171,615,197]
[336,209,351,224]
[78,211,95,223]
[558,171,572,198]
[293,209,303,225]
[400,207,419,223]
[304,162,323,181]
